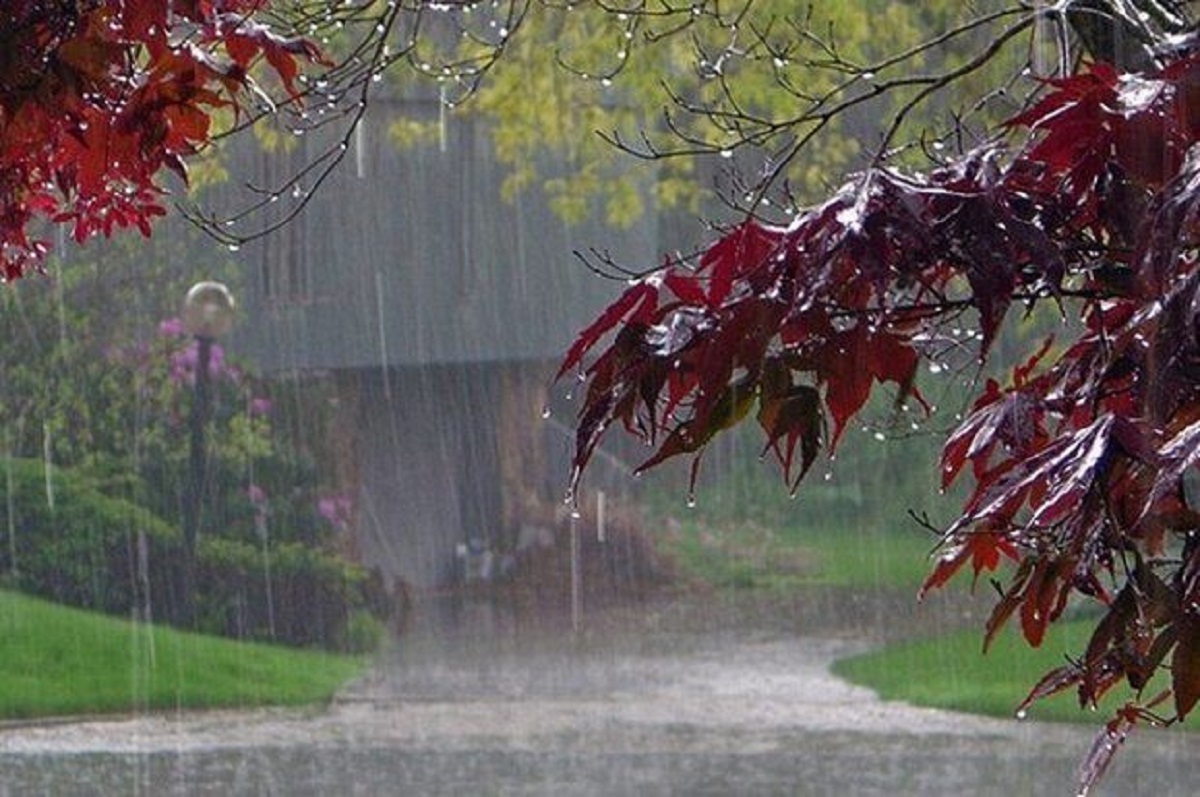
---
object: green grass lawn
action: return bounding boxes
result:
[0,590,369,719]
[658,515,938,592]
[832,616,1167,724]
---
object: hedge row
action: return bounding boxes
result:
[0,458,383,651]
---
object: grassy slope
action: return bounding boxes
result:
[0,590,367,719]
[659,516,937,591]
[831,616,1171,724]
[647,419,954,593]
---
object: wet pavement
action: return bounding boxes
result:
[0,591,1195,795]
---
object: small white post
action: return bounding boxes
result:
[596,490,607,543]
[570,512,582,633]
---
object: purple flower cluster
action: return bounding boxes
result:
[248,396,273,416]
[317,494,354,533]
[158,316,233,385]
[247,483,268,507]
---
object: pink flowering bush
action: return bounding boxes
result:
[0,297,381,649]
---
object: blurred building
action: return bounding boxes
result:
[229,96,691,593]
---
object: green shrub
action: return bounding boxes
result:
[0,457,178,615]
[0,457,385,653]
[196,536,381,651]
[341,609,387,654]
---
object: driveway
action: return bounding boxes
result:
[0,592,1194,795]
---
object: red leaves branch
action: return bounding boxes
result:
[561,137,1081,498]
[562,42,1200,789]
[0,0,327,276]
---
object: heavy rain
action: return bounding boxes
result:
[2,2,1199,796]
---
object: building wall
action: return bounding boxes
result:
[231,97,665,372]
[225,99,696,592]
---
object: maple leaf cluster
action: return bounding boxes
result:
[562,32,1200,788]
[0,0,325,278]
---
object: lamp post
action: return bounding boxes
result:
[180,281,235,627]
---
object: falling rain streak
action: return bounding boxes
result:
[2,3,1198,795]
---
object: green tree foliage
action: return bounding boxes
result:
[379,1,1017,227]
